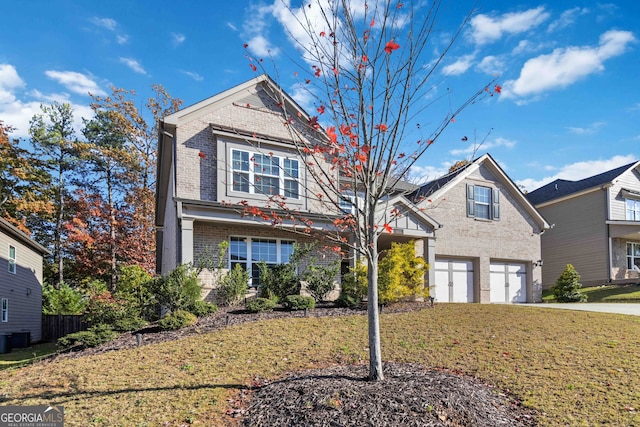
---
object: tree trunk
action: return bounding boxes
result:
[56,163,64,287]
[367,256,384,380]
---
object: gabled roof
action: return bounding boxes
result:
[526,161,640,206]
[411,153,549,230]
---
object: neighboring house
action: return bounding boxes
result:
[0,217,49,343]
[526,161,640,287]
[156,74,549,303]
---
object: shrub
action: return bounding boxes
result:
[57,324,117,349]
[336,262,367,307]
[219,263,249,307]
[378,241,427,304]
[187,300,218,317]
[245,297,276,313]
[42,282,86,315]
[304,262,339,302]
[553,264,588,303]
[83,288,146,332]
[154,264,202,312]
[158,310,198,331]
[112,316,147,332]
[283,295,316,310]
[115,265,158,321]
[257,262,300,301]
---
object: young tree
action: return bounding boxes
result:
[241,0,499,380]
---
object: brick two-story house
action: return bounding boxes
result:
[156,74,549,303]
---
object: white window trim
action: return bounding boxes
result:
[625,198,640,221]
[1,298,7,323]
[627,242,640,270]
[230,148,301,199]
[8,245,16,274]
[229,236,296,287]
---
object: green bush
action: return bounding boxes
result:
[158,310,198,331]
[187,300,218,317]
[282,295,315,310]
[378,241,427,304]
[553,264,588,303]
[219,263,249,307]
[115,265,158,321]
[304,262,339,302]
[257,262,300,301]
[112,316,147,332]
[336,262,368,307]
[57,324,117,349]
[83,289,144,332]
[42,282,86,315]
[245,297,276,313]
[154,264,202,312]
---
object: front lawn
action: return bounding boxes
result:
[543,283,640,303]
[0,304,639,426]
[0,342,58,370]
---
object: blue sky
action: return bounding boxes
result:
[1,0,638,191]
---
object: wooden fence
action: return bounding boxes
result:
[42,315,88,342]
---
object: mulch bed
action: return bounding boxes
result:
[46,302,540,426]
[237,363,538,426]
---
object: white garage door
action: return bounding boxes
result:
[434,259,474,302]
[490,262,527,303]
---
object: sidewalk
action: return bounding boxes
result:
[522,303,640,316]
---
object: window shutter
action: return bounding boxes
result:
[466,184,475,217]
[492,188,500,220]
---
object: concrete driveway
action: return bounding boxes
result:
[522,303,640,316]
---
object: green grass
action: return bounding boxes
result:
[543,283,640,303]
[1,305,639,426]
[0,342,59,370]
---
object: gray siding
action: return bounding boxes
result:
[538,189,608,287]
[609,167,640,220]
[0,232,44,342]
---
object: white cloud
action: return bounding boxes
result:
[44,70,106,96]
[449,137,516,156]
[502,30,636,101]
[476,55,504,75]
[566,121,605,135]
[442,54,475,76]
[119,57,147,75]
[227,22,238,31]
[171,32,186,46]
[0,64,25,103]
[246,35,279,57]
[469,7,550,45]
[182,70,203,81]
[116,34,128,44]
[547,7,589,33]
[517,154,637,191]
[90,17,117,31]
[408,163,450,183]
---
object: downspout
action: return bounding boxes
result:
[604,184,613,283]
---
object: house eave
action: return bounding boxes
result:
[534,184,611,209]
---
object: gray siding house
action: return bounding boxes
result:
[156,75,549,303]
[527,161,640,287]
[0,218,49,343]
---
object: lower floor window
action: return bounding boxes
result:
[229,236,295,286]
[628,242,640,271]
[1,298,7,322]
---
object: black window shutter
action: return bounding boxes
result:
[492,187,500,220]
[466,184,475,217]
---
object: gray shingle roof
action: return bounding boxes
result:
[526,161,638,205]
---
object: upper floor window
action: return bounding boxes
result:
[627,242,640,271]
[231,149,299,199]
[466,184,500,220]
[8,245,16,274]
[626,199,640,221]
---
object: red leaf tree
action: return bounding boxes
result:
[243,0,499,380]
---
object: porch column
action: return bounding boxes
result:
[181,217,194,265]
[416,237,436,297]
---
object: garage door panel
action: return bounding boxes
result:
[434,259,474,303]
[490,262,527,303]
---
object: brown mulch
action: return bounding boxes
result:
[237,363,538,427]
[46,303,540,426]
